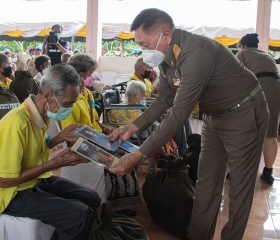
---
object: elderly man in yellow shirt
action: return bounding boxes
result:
[130,57,156,98]
[0,54,13,88]
[0,64,101,240]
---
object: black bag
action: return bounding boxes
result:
[88,203,148,240]
[0,87,20,120]
[143,151,195,239]
[184,134,201,185]
[9,71,39,102]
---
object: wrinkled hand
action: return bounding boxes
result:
[109,124,138,142]
[59,124,80,147]
[49,147,90,169]
[109,151,143,176]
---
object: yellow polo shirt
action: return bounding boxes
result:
[0,95,52,213]
[129,74,155,98]
[60,88,102,132]
[0,77,12,89]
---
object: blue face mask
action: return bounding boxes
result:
[47,94,72,121]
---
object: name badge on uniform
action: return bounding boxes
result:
[173,78,181,87]
[173,70,181,87]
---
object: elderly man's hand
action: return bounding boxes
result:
[109,150,143,175]
[49,147,90,169]
[109,123,139,143]
[58,124,80,147]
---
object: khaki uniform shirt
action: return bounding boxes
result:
[133,29,258,156]
[236,48,279,74]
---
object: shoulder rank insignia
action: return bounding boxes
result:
[173,44,182,61]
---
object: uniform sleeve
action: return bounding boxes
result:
[139,49,215,156]
[0,118,26,178]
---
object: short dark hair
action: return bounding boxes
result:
[239,33,259,48]
[130,8,174,33]
[51,24,63,31]
[34,55,50,72]
[68,53,97,74]
[0,54,8,65]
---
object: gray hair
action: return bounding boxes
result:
[68,53,97,74]
[125,80,146,99]
[39,64,80,96]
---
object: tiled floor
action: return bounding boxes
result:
[132,140,280,240]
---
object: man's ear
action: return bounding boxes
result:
[163,30,173,45]
[42,88,53,102]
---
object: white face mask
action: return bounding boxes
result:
[115,51,121,56]
[140,99,147,105]
[142,32,165,68]
[11,57,18,63]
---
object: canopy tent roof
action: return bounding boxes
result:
[1,0,280,46]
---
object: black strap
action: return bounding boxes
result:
[255,72,280,79]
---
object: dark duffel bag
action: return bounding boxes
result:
[143,151,195,239]
[184,133,201,185]
[88,203,148,240]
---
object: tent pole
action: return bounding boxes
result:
[256,0,272,52]
[86,0,102,60]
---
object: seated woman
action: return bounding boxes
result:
[107,80,146,125]
[59,54,141,216]
[0,54,13,89]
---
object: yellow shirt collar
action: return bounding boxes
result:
[24,95,47,129]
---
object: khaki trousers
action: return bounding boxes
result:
[188,91,269,240]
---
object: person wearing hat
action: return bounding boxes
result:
[132,49,142,58]
[43,24,69,65]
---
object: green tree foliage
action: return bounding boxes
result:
[1,38,140,57]
[0,40,42,53]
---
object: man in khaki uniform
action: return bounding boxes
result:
[109,8,269,240]
[236,33,280,185]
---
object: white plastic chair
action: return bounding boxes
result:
[0,214,55,240]
[93,72,104,81]
[101,71,118,87]
[113,74,131,85]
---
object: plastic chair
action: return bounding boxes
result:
[0,214,55,240]
[113,74,131,85]
[101,71,118,87]
[93,72,104,81]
